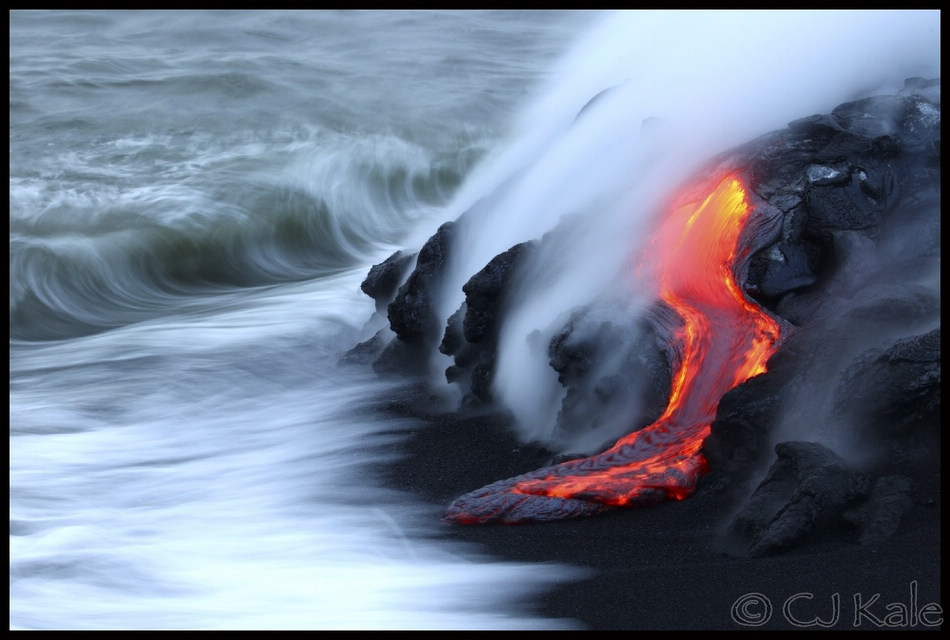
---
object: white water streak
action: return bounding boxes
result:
[10,273,581,630]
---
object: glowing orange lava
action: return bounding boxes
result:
[444,174,782,524]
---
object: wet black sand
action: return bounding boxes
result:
[380,385,942,630]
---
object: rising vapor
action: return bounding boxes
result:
[426,10,940,451]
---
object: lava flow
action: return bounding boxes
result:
[444,173,783,524]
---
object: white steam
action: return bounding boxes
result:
[438,10,940,450]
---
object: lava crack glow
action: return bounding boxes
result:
[444,174,783,524]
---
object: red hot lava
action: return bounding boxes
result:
[444,174,783,524]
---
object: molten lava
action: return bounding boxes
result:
[444,174,783,524]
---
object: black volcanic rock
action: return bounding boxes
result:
[388,221,455,344]
[833,327,941,473]
[740,86,938,324]
[366,221,456,375]
[461,242,535,344]
[439,241,536,406]
[731,441,870,557]
[701,353,797,488]
[821,229,880,296]
[547,303,672,451]
[342,249,420,368]
[843,474,916,546]
[360,249,415,314]
[748,240,816,300]
[804,171,893,234]
[351,79,939,554]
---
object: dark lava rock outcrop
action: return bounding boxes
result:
[731,441,870,557]
[347,78,940,553]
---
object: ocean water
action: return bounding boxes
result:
[9,10,939,630]
[9,10,598,630]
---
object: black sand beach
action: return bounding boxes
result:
[381,384,941,630]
